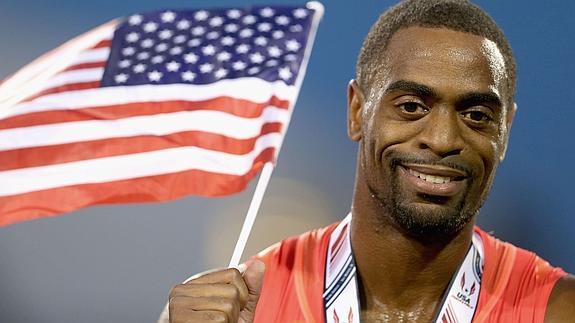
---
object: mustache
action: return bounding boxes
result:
[387,151,475,178]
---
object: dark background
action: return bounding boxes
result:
[0,0,573,322]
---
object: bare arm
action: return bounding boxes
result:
[545,275,575,323]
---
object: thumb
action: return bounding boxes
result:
[243,259,265,297]
[240,259,265,315]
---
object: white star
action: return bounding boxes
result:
[202,45,216,56]
[260,7,275,17]
[290,24,303,33]
[184,53,199,63]
[158,29,173,40]
[133,63,147,73]
[181,71,196,81]
[217,51,232,61]
[115,73,129,83]
[141,38,154,48]
[272,30,285,39]
[122,47,136,56]
[254,36,268,46]
[278,66,292,81]
[224,24,239,33]
[155,43,168,52]
[284,53,298,62]
[191,26,206,36]
[143,22,159,33]
[151,55,165,64]
[249,52,265,64]
[232,60,247,71]
[285,39,301,52]
[227,9,242,19]
[125,32,140,43]
[188,39,201,47]
[236,44,250,54]
[206,31,220,40]
[221,36,235,46]
[214,68,228,79]
[161,11,176,23]
[128,14,143,26]
[199,63,214,73]
[293,8,308,19]
[137,52,150,60]
[194,10,209,21]
[166,61,181,72]
[242,15,256,24]
[266,60,279,67]
[257,23,272,32]
[177,19,191,30]
[268,46,282,57]
[275,16,290,25]
[118,59,131,68]
[239,28,254,38]
[174,35,187,44]
[148,70,163,82]
[248,66,261,74]
[170,46,183,55]
[209,16,224,27]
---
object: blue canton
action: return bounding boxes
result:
[101,6,313,87]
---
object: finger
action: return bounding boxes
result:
[243,260,265,297]
[170,308,228,323]
[240,260,266,319]
[170,284,239,300]
[169,296,239,323]
[187,268,249,307]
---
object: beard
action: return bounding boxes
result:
[365,151,481,239]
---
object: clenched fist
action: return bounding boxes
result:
[168,260,265,323]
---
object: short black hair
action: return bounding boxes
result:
[357,0,516,104]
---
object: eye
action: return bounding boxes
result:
[397,102,428,115]
[461,110,492,123]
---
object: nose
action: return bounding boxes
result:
[416,107,464,158]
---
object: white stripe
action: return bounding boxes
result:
[0,21,117,107]
[39,68,104,92]
[0,106,288,151]
[0,132,282,196]
[69,47,110,66]
[0,79,296,120]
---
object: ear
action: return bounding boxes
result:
[500,102,517,161]
[347,79,365,142]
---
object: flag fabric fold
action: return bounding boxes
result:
[0,4,323,226]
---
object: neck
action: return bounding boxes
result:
[350,167,475,318]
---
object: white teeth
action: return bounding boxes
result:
[408,168,452,184]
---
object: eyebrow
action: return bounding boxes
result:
[457,92,502,109]
[384,80,438,98]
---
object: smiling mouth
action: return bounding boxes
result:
[406,168,465,184]
[398,163,469,197]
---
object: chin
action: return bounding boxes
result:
[389,201,474,238]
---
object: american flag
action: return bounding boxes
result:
[0,4,323,227]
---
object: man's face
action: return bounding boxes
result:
[349,27,514,237]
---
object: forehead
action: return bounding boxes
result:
[381,26,507,98]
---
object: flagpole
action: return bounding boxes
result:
[227,1,325,268]
[228,162,274,268]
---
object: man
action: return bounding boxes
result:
[161,0,575,322]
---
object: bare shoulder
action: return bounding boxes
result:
[545,275,575,322]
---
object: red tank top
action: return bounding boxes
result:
[253,223,566,322]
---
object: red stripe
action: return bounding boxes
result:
[21,81,100,103]
[92,39,112,49]
[62,61,107,72]
[1,96,290,130]
[0,122,282,171]
[0,148,275,227]
[330,223,348,255]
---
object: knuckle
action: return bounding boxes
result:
[203,311,227,322]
